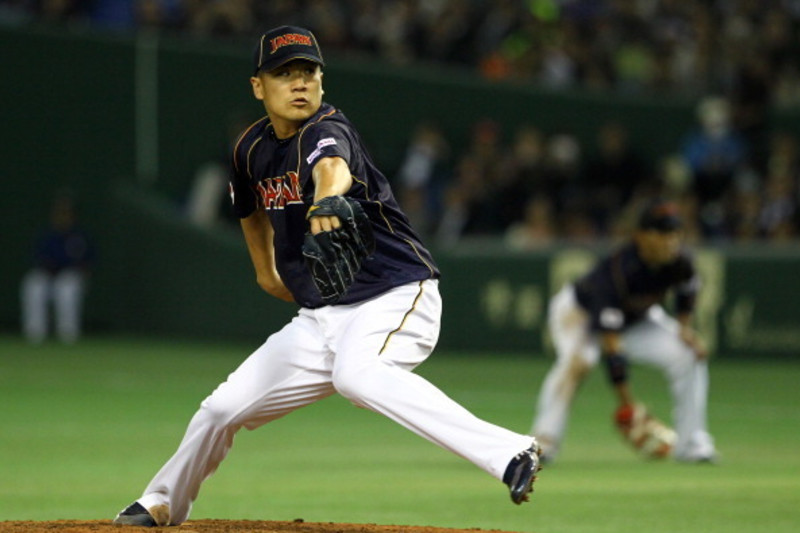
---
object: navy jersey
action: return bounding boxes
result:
[229,103,440,308]
[573,243,698,332]
[33,227,94,274]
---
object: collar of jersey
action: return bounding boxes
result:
[267,125,294,144]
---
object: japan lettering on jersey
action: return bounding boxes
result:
[255,171,303,210]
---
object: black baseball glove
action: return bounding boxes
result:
[302,196,376,304]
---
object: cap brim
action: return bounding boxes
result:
[256,54,325,74]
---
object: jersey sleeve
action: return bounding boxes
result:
[300,120,354,174]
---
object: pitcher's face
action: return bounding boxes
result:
[251,59,323,137]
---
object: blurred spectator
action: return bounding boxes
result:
[20,194,95,344]
[728,188,762,242]
[88,0,136,30]
[504,196,556,250]
[16,0,800,245]
[185,113,252,228]
[137,0,186,30]
[758,170,797,241]
[492,124,547,229]
[348,0,381,54]
[185,0,252,37]
[582,121,650,233]
[680,96,750,237]
[436,118,506,244]
[252,0,304,32]
[304,0,348,49]
[395,121,451,238]
[185,160,229,228]
[421,0,476,65]
[38,0,87,25]
[770,132,800,175]
[435,154,484,247]
[373,0,421,65]
[10,0,800,108]
[729,51,772,173]
[541,132,583,216]
[674,192,704,245]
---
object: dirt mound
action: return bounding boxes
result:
[0,520,516,533]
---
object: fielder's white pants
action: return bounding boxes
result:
[532,284,714,461]
[138,280,533,525]
[20,268,85,344]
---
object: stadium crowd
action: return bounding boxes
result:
[396,101,800,248]
[4,0,799,104]
[4,0,799,244]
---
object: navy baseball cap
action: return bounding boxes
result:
[253,26,325,74]
[638,199,682,232]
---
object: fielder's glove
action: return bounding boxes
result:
[614,403,676,459]
[302,196,375,304]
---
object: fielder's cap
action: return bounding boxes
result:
[638,199,682,232]
[253,25,325,74]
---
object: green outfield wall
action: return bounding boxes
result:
[7,182,791,359]
[2,27,799,357]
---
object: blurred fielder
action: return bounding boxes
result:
[20,194,94,344]
[532,199,717,463]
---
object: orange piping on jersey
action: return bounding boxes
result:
[349,174,371,203]
[246,137,262,179]
[351,174,368,192]
[232,116,269,174]
[402,238,436,277]
[350,175,432,275]
[295,108,339,176]
[375,202,394,233]
[349,174,394,234]
[379,281,425,356]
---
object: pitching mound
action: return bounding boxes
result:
[0,520,517,533]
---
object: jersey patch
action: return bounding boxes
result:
[599,307,625,330]
[306,137,338,165]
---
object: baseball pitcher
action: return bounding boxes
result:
[113,26,541,527]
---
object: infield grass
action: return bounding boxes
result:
[0,334,798,532]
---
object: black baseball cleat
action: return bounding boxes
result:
[112,501,170,527]
[503,442,542,505]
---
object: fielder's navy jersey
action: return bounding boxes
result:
[573,243,698,332]
[32,227,95,274]
[229,103,440,308]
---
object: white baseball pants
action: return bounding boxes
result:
[137,280,533,525]
[532,284,714,461]
[20,268,85,344]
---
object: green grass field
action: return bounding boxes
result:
[1,334,798,532]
